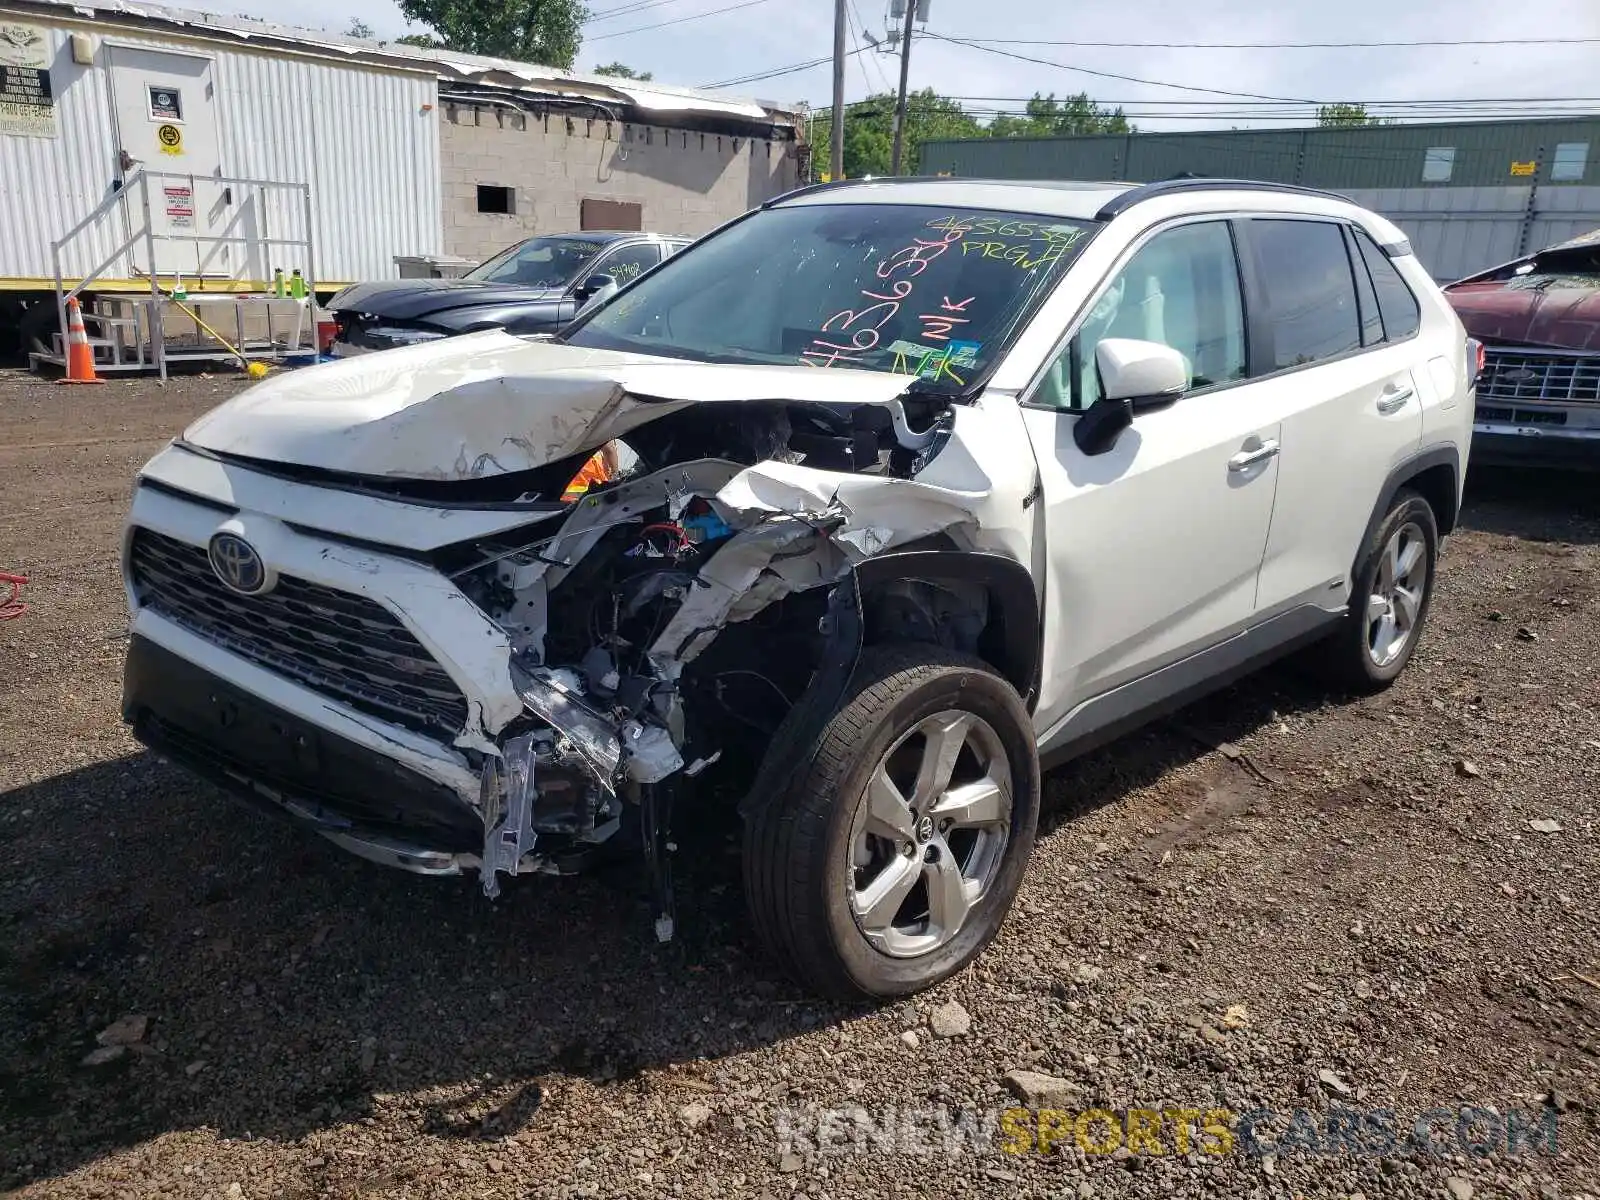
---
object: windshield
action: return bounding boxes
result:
[563,203,1097,393]
[467,237,606,287]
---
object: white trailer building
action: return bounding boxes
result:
[0,0,800,370]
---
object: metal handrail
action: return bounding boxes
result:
[48,167,318,379]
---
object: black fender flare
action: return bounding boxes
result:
[737,550,1041,819]
[852,548,1041,710]
[1358,444,1462,561]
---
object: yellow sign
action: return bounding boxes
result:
[1510,159,1537,177]
[157,123,183,155]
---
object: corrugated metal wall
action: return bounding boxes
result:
[0,18,439,285]
[919,117,1600,281]
[922,117,1600,189]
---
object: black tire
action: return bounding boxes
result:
[742,644,1040,1000]
[1311,487,1439,693]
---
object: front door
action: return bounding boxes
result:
[1018,219,1282,736]
[107,46,228,277]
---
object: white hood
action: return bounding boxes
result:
[183,331,921,480]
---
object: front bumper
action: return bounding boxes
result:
[124,632,484,871]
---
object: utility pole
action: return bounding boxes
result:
[888,0,917,175]
[830,0,845,181]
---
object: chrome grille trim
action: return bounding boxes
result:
[1478,347,1600,407]
[129,528,469,740]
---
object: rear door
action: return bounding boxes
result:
[1242,218,1425,614]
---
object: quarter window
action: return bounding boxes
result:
[1035,220,1246,410]
[1352,228,1421,341]
[1247,219,1361,370]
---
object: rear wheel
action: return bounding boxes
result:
[742,645,1040,1000]
[1312,487,1439,692]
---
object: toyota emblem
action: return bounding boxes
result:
[208,532,269,595]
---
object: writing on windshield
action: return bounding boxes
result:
[800,216,1089,386]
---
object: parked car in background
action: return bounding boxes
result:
[1444,229,1600,467]
[326,231,691,355]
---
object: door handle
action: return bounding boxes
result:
[1376,385,1414,415]
[1227,439,1280,472]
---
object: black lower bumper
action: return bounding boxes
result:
[1472,428,1600,471]
[122,633,483,853]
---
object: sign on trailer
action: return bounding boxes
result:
[0,22,56,138]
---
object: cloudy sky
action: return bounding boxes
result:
[196,0,1600,129]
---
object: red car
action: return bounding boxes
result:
[1444,229,1600,468]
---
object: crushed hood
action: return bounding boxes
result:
[182,330,921,480]
[1447,280,1600,353]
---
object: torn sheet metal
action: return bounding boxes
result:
[712,459,985,559]
[648,520,836,668]
[479,733,538,898]
[182,334,920,482]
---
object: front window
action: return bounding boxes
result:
[467,237,606,288]
[564,203,1097,394]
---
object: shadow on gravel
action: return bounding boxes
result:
[1038,662,1339,835]
[0,750,848,1187]
[1461,465,1600,544]
[0,661,1336,1186]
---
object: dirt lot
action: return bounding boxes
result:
[1,371,1597,1200]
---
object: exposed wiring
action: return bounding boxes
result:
[0,572,27,621]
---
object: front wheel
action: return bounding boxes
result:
[742,645,1040,1000]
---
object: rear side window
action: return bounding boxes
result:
[1248,219,1361,369]
[1352,228,1421,341]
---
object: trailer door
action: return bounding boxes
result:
[107,46,229,277]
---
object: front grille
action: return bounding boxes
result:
[129,529,469,739]
[1478,349,1600,406]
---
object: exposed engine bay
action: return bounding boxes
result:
[439,394,1000,934]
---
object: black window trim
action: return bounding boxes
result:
[1342,223,1385,348]
[1021,210,1423,415]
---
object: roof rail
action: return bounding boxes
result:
[1094,177,1353,220]
[763,177,882,207]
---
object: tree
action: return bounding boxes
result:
[397,0,587,69]
[1317,102,1392,127]
[811,89,984,178]
[345,18,374,38]
[593,61,652,81]
[987,92,1130,138]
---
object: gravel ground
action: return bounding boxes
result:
[1,369,1597,1200]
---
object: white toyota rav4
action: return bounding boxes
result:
[122,178,1477,999]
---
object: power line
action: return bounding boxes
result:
[923,32,1321,104]
[935,34,1600,50]
[585,0,683,22]
[701,46,870,89]
[587,0,778,42]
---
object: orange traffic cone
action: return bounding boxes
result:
[58,297,104,385]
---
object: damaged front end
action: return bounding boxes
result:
[435,388,1010,933]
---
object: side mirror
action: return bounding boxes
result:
[573,273,619,311]
[1073,338,1189,457]
[1097,337,1189,406]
